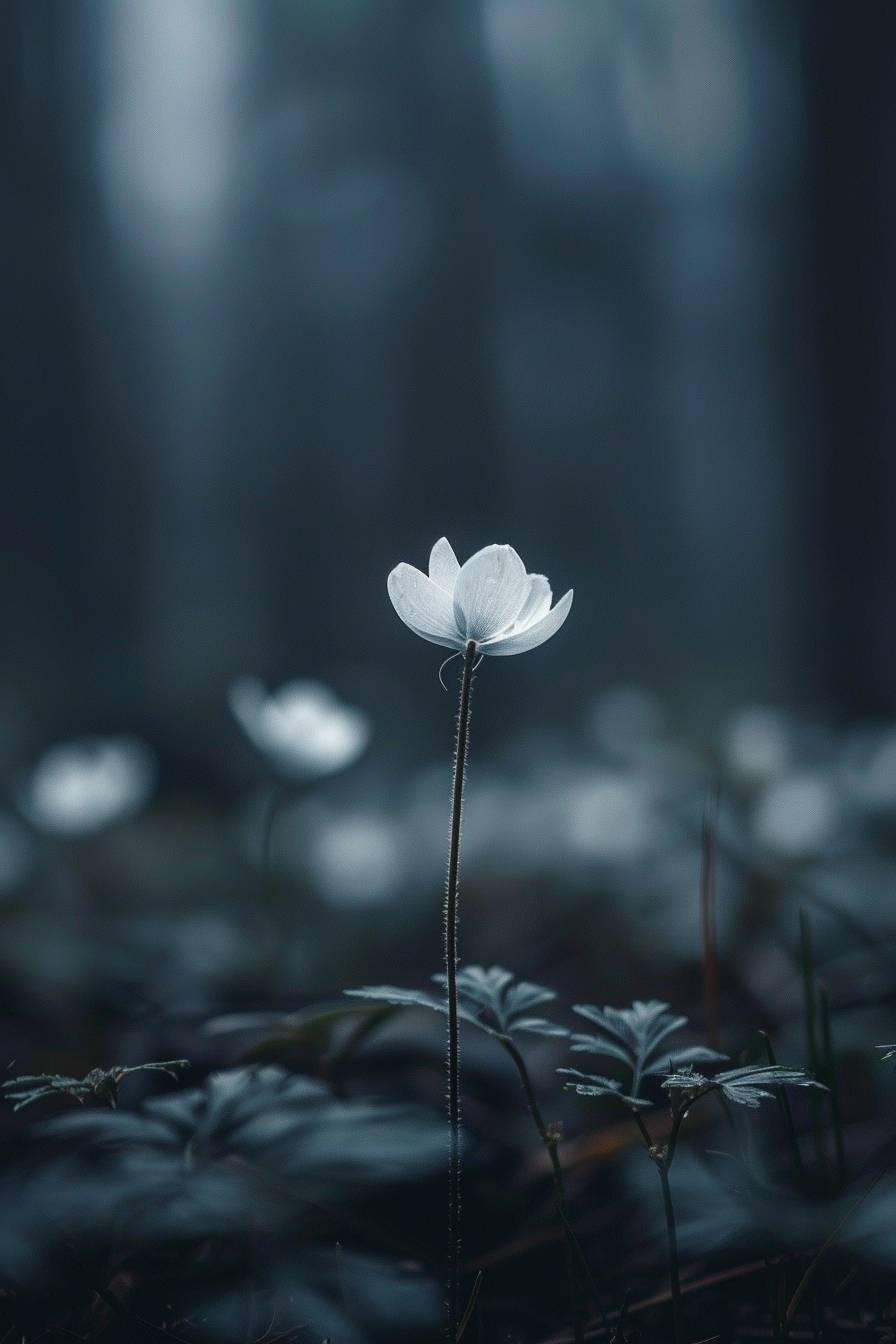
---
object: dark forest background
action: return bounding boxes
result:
[5,0,896,775]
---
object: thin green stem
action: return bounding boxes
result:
[657,1161,682,1344]
[701,783,720,1050]
[819,985,847,1188]
[445,640,477,1340]
[630,1107,684,1344]
[500,1037,590,1343]
[799,906,827,1175]
[261,781,290,900]
[631,1107,653,1151]
[759,1030,806,1186]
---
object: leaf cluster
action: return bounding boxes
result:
[1,1060,189,1111]
[663,1063,826,1109]
[346,964,569,1042]
[559,1000,726,1105]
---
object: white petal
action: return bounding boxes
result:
[428,537,461,592]
[483,589,573,656]
[513,574,552,631]
[387,564,463,649]
[452,544,530,642]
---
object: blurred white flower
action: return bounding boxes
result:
[229,678,369,781]
[307,808,403,907]
[751,771,842,860]
[18,737,156,838]
[564,769,665,865]
[722,705,793,786]
[388,537,572,655]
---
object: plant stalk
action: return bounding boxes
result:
[445,639,477,1340]
[760,1029,806,1186]
[501,1037,590,1343]
[819,984,847,1188]
[700,784,720,1050]
[657,1160,682,1344]
[632,1105,690,1344]
[799,907,828,1175]
[261,780,290,901]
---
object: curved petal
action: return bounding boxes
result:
[428,537,461,592]
[512,574,552,631]
[453,545,530,641]
[483,589,573,656]
[387,564,463,649]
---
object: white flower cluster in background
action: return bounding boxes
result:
[17,737,156,838]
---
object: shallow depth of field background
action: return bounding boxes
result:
[4,0,896,1209]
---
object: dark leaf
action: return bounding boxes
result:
[570,1000,725,1097]
[557,1067,652,1109]
[347,966,567,1041]
[662,1064,826,1109]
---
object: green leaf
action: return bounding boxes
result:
[662,1064,825,1109]
[570,1000,725,1097]
[347,967,568,1042]
[557,1067,651,1109]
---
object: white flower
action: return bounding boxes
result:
[751,771,842,860]
[18,737,156,837]
[229,678,370,780]
[387,538,573,655]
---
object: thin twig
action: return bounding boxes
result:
[500,1036,598,1341]
[819,983,847,1188]
[701,783,720,1050]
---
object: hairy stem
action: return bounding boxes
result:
[501,1037,590,1343]
[445,640,477,1340]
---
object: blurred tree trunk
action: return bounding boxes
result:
[797,0,896,714]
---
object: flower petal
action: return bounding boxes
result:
[453,545,530,641]
[483,589,573,656]
[387,564,463,649]
[513,574,552,631]
[428,537,461,592]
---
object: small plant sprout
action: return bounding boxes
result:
[563,999,727,1101]
[347,967,595,1341]
[387,539,573,1344]
[561,1000,822,1344]
[2,1060,189,1111]
[17,737,156,838]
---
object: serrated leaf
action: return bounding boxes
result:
[504,981,558,1018]
[643,1045,729,1075]
[345,985,483,1029]
[557,1067,651,1109]
[662,1064,825,1109]
[348,966,566,1041]
[512,1017,570,1039]
[569,1033,635,1068]
[570,1000,724,1098]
